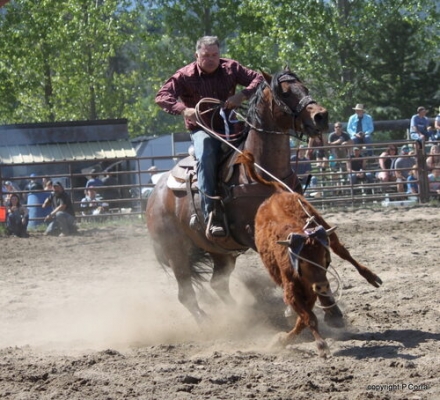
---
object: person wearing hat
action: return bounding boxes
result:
[42,181,76,237]
[392,146,415,193]
[410,106,430,141]
[433,106,440,140]
[347,104,374,156]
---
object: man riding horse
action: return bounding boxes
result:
[155,35,264,238]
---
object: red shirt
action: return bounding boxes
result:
[155,58,263,130]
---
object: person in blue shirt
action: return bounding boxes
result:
[434,107,440,140]
[410,106,430,141]
[347,104,374,156]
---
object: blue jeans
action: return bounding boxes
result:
[349,172,374,185]
[191,129,223,220]
[46,211,75,235]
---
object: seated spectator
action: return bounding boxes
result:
[347,147,374,185]
[42,181,76,237]
[347,104,374,156]
[328,122,352,161]
[434,107,440,140]
[410,106,430,141]
[291,145,317,188]
[428,168,440,194]
[406,166,419,195]
[392,145,415,193]
[81,187,109,216]
[86,167,104,188]
[426,144,440,172]
[307,135,328,172]
[6,193,29,238]
[377,144,398,182]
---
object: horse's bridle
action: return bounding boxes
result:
[272,73,317,118]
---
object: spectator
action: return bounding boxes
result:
[347,104,374,156]
[24,173,43,203]
[291,145,317,188]
[434,107,440,140]
[25,173,43,191]
[406,165,419,195]
[428,168,440,194]
[81,187,108,216]
[392,145,415,193]
[426,144,440,172]
[42,181,76,237]
[86,166,104,188]
[3,180,21,203]
[410,106,430,141]
[307,135,328,172]
[376,144,398,182]
[44,179,53,191]
[328,122,352,161]
[347,147,374,185]
[5,193,29,238]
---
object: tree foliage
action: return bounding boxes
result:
[0,0,439,139]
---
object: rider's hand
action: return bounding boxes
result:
[181,108,197,124]
[224,92,246,109]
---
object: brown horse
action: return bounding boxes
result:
[146,68,329,323]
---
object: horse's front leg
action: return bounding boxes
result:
[210,253,237,305]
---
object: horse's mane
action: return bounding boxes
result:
[235,150,285,191]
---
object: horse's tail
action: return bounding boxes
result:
[235,150,285,191]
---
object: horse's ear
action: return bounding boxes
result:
[283,65,291,72]
[260,69,272,84]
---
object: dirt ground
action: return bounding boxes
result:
[1,205,439,400]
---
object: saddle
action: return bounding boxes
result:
[166,146,243,192]
[166,148,247,245]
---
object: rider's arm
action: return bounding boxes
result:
[155,73,186,116]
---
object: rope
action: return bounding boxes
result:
[194,98,294,193]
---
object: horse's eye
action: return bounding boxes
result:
[281,91,290,98]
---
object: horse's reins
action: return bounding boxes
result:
[195,98,295,193]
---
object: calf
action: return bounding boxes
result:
[254,191,382,357]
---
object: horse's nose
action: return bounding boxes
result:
[313,109,329,131]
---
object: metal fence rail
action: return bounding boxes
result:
[2,139,437,228]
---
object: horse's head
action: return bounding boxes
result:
[261,67,328,140]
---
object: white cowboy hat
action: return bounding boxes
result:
[352,104,365,111]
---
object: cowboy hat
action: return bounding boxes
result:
[352,104,365,111]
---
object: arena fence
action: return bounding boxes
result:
[1,139,437,228]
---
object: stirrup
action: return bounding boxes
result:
[210,224,226,237]
[205,211,226,239]
[189,214,201,231]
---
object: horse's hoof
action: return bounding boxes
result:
[268,332,289,349]
[316,339,330,358]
